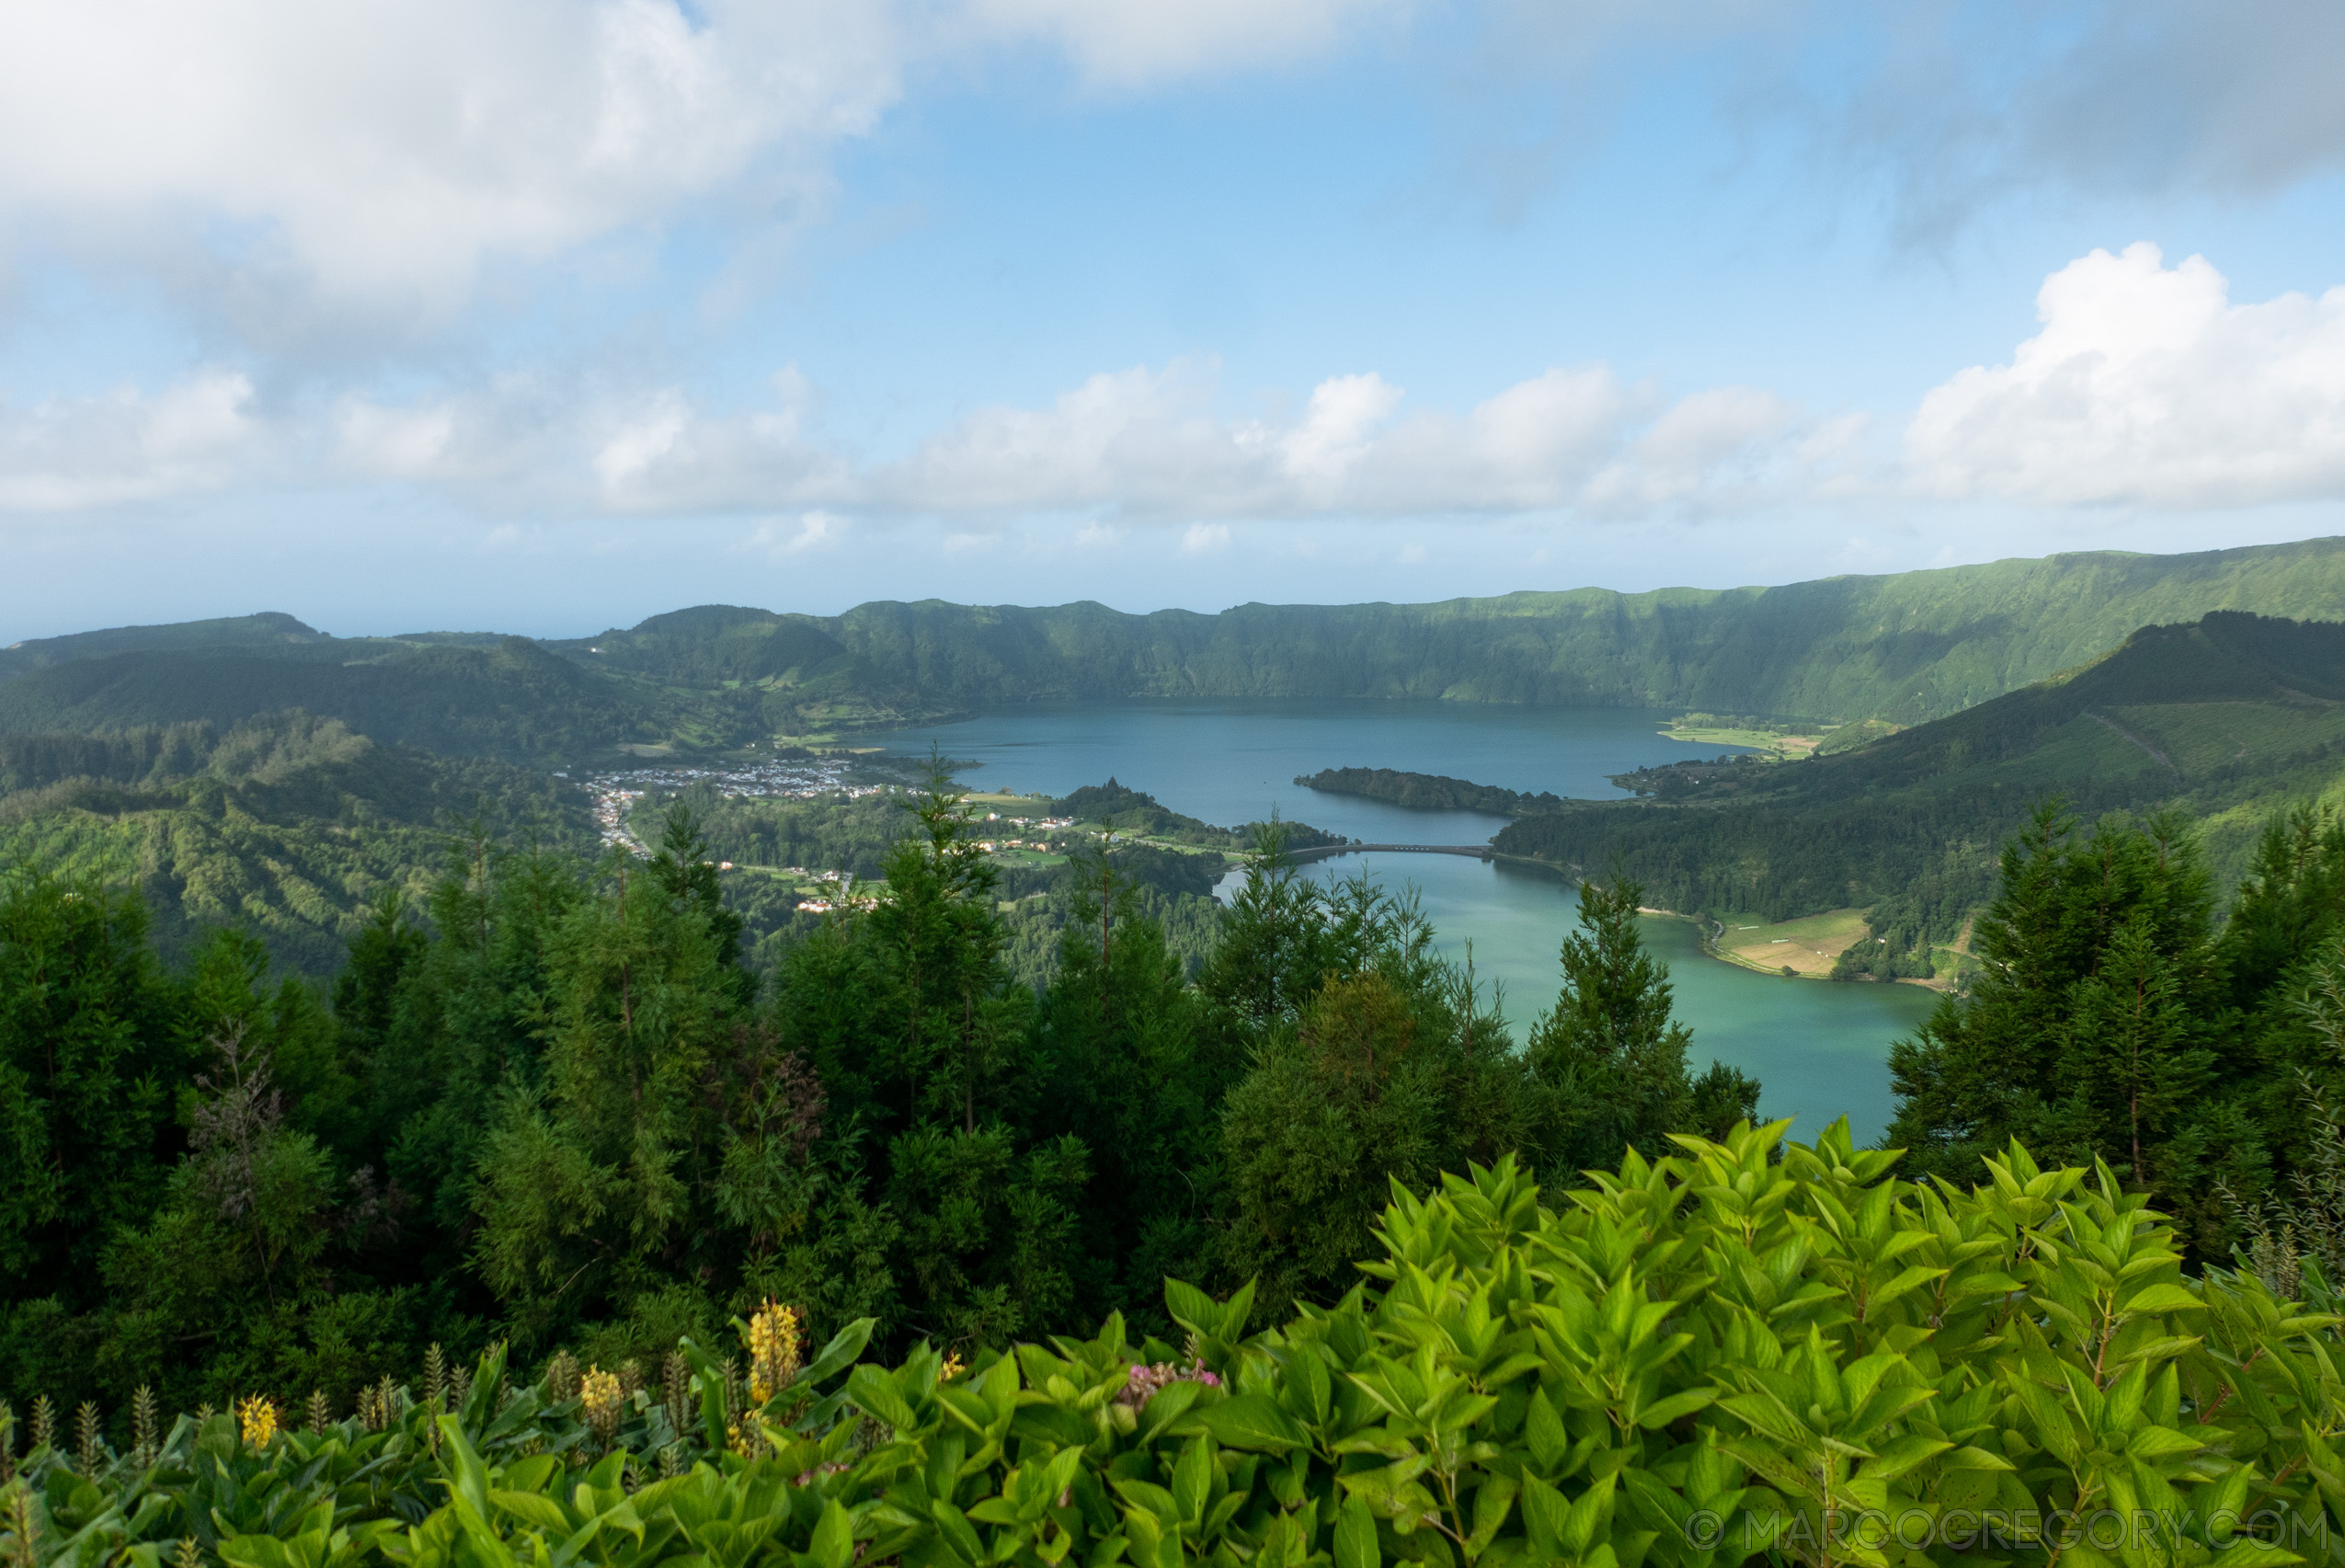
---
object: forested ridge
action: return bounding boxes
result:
[0,641,734,767]
[573,536,2345,725]
[1494,612,2345,969]
[11,540,2345,760]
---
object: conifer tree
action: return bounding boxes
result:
[1200,816,1330,1028]
[1887,802,2243,1219]
[2059,915,2206,1185]
[1527,875,1697,1164]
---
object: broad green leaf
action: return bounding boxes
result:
[1333,1498,1378,1568]
[810,1499,854,1568]
[1193,1395,1308,1453]
[2122,1284,2203,1315]
[847,1366,920,1431]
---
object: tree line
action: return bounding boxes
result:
[1,765,1754,1421]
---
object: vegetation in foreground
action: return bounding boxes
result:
[3,1127,2339,1568]
[12,740,2345,1568]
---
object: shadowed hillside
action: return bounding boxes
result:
[0,640,695,765]
[1493,612,2345,973]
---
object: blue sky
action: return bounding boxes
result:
[3,0,2344,639]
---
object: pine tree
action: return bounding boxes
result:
[2059,916,2207,1185]
[1200,816,1330,1029]
[1527,875,1696,1164]
[1888,802,2228,1197]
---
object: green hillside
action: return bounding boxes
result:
[528,536,2345,727]
[0,610,331,680]
[0,713,592,969]
[545,603,934,732]
[0,639,744,765]
[11,537,2345,760]
[797,536,2345,722]
[1493,612,2345,973]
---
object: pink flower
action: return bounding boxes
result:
[1115,1362,1218,1409]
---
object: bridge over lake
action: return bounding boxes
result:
[1287,841,1494,863]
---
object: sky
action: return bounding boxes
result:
[4,0,2344,640]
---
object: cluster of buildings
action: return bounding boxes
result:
[794,871,879,914]
[579,756,898,852]
[978,812,1075,854]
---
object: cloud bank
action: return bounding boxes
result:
[2,246,2339,529]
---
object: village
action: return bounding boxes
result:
[577,753,898,853]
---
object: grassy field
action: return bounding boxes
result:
[1709,907,1870,977]
[1660,719,1822,759]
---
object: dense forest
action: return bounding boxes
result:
[1,768,1763,1420]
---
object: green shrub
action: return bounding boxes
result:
[5,1121,2339,1568]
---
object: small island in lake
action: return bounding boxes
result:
[1295,765,1564,815]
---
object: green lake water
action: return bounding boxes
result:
[881,701,1939,1144]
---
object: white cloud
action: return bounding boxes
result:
[1586,387,1796,509]
[1282,372,1403,489]
[766,510,844,553]
[0,372,259,509]
[1182,521,1234,553]
[337,400,458,479]
[414,355,1815,520]
[862,361,1802,518]
[0,0,1409,314]
[966,0,1405,87]
[0,0,907,307]
[589,381,849,509]
[1905,243,2345,508]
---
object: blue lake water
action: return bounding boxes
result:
[879,702,1936,1144]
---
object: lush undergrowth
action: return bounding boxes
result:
[6,1127,2340,1568]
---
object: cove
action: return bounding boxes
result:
[1278,852,1936,1146]
[882,700,1938,1145]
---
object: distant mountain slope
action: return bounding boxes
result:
[1492,612,2345,970]
[0,611,330,680]
[799,537,2345,724]
[0,713,593,969]
[0,640,694,764]
[544,603,926,729]
[11,536,2345,760]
